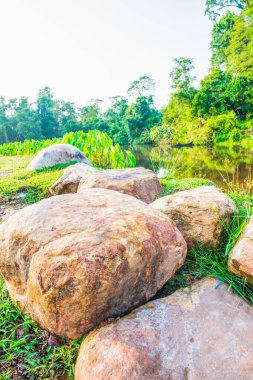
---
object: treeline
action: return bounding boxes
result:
[1,0,252,148]
[152,0,253,145]
[0,77,162,146]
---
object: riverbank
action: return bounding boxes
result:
[0,157,252,379]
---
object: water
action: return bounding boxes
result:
[131,144,253,192]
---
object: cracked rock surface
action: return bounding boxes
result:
[75,277,253,380]
[229,215,253,284]
[151,186,237,248]
[0,188,186,339]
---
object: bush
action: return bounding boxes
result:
[0,130,136,169]
[205,111,241,143]
[150,125,172,144]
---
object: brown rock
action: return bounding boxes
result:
[75,277,253,380]
[0,189,186,339]
[49,163,97,195]
[229,216,253,284]
[78,167,162,203]
[151,186,237,248]
[0,205,22,224]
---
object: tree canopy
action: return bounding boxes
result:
[156,0,253,146]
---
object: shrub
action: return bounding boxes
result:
[150,125,172,144]
[0,130,136,169]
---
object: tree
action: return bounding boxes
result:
[170,58,196,100]
[12,98,43,140]
[104,97,129,144]
[211,12,236,68]
[124,96,162,144]
[36,87,59,139]
[205,0,248,20]
[226,3,253,76]
[127,76,155,100]
[79,101,108,133]
[55,101,81,135]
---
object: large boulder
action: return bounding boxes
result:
[49,163,97,195]
[26,144,91,170]
[229,216,253,284]
[151,186,237,248]
[78,167,162,203]
[0,189,186,340]
[75,277,253,380]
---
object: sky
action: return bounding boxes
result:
[0,0,212,108]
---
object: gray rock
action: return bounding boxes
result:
[49,163,97,195]
[75,277,253,380]
[26,144,91,170]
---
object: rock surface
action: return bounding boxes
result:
[229,216,253,284]
[151,186,237,248]
[49,163,97,195]
[78,167,162,203]
[26,144,91,170]
[75,277,253,380]
[0,188,186,339]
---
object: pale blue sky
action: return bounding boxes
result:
[0,0,212,108]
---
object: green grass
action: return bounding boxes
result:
[0,155,74,204]
[0,163,252,378]
[0,278,82,379]
[159,176,214,196]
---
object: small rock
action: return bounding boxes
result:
[26,144,91,170]
[229,215,253,284]
[75,277,253,380]
[78,167,162,203]
[48,334,63,347]
[49,163,97,195]
[17,364,26,371]
[151,186,237,248]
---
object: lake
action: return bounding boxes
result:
[131,144,253,193]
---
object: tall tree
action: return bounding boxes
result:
[205,0,248,20]
[127,76,155,100]
[12,97,43,140]
[36,87,59,139]
[226,3,253,76]
[211,11,236,68]
[170,58,196,100]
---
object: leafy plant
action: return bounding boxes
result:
[0,130,136,169]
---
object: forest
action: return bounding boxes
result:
[0,0,252,148]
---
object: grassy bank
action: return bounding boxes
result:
[0,158,252,379]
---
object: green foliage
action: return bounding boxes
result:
[124,96,162,144]
[127,76,155,99]
[205,0,248,20]
[150,124,173,144]
[0,278,82,379]
[226,3,253,76]
[0,77,162,146]
[0,130,136,169]
[0,159,66,202]
[170,58,196,100]
[160,177,214,196]
[62,130,136,168]
[161,1,253,147]
[211,11,236,67]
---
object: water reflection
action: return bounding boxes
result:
[131,144,253,192]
